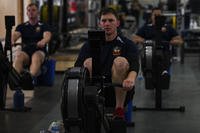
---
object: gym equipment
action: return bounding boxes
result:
[134,40,185,112]
[0,41,8,110]
[61,30,131,133]
[40,2,60,25]
[88,0,101,29]
[181,29,200,64]
[0,16,32,112]
[61,67,128,133]
[133,15,185,112]
[13,42,56,87]
[48,33,61,55]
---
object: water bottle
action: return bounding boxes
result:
[137,72,143,81]
[190,19,194,29]
[49,121,60,133]
[13,89,24,109]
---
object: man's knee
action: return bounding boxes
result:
[112,57,130,83]
[14,51,29,64]
[32,51,45,63]
[112,57,129,73]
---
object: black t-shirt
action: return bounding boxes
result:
[15,21,51,55]
[75,35,139,80]
[16,21,51,44]
[136,23,178,41]
[136,23,179,50]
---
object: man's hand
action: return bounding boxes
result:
[37,39,46,48]
[170,36,183,45]
[122,71,137,91]
[122,78,135,91]
[132,35,145,44]
[37,31,52,48]
[11,31,21,47]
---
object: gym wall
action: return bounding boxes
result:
[0,0,18,39]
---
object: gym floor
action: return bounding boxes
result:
[0,53,200,133]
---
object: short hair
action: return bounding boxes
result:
[99,7,119,20]
[27,3,38,10]
[151,7,162,13]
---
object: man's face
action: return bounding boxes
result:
[99,13,120,36]
[26,5,38,20]
[151,9,162,24]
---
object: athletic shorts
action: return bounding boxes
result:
[22,45,47,58]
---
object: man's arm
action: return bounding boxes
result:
[170,35,184,46]
[37,31,52,48]
[132,34,145,44]
[74,42,90,67]
[11,31,21,45]
[123,38,139,90]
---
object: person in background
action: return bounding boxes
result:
[133,7,183,77]
[75,7,139,119]
[133,7,183,45]
[12,3,52,84]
